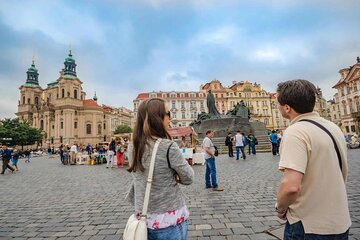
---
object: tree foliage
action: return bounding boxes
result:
[0,118,43,147]
[114,124,132,134]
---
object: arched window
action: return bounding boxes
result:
[86,124,92,134]
[35,97,39,105]
[27,98,30,104]
[74,89,78,99]
[22,96,25,104]
[98,124,102,135]
[61,89,65,98]
[40,120,44,130]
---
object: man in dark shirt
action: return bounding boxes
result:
[1,144,15,174]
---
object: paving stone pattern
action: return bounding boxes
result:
[0,149,359,240]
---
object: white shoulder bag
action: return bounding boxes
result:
[123,139,161,240]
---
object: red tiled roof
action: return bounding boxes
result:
[168,127,197,137]
[136,93,149,99]
[83,99,101,108]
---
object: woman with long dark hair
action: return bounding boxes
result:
[126,98,194,240]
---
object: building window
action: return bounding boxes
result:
[52,125,54,129]
[98,124,101,135]
[181,101,185,108]
[172,101,176,109]
[74,89,78,99]
[35,97,39,105]
[22,96,25,104]
[103,123,106,130]
[345,126,350,133]
[62,89,65,98]
[74,122,77,129]
[75,111,77,115]
[51,138,54,144]
[182,112,186,119]
[351,125,356,132]
[60,136,63,143]
[61,122,63,129]
[40,120,44,130]
[172,112,176,119]
[86,124,92,134]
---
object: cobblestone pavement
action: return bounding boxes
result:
[0,149,359,240]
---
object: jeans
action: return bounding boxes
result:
[25,156,31,163]
[284,221,349,240]
[271,142,278,155]
[148,220,188,240]
[205,157,218,188]
[248,144,256,155]
[236,146,246,160]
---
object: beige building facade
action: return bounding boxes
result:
[333,57,360,135]
[133,91,207,127]
[16,52,133,146]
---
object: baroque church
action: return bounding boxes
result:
[16,51,112,146]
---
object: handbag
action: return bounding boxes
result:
[214,146,219,157]
[123,139,162,240]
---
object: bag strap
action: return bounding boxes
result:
[141,138,162,217]
[299,119,342,171]
[166,142,174,169]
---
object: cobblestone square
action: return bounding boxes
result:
[0,149,359,240]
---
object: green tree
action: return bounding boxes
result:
[114,124,132,134]
[0,118,43,149]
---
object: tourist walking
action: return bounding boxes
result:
[11,148,20,171]
[24,148,31,163]
[235,131,246,160]
[275,79,351,239]
[1,144,15,174]
[203,130,223,191]
[225,132,234,157]
[125,98,194,240]
[70,144,77,164]
[269,130,278,156]
[106,140,116,168]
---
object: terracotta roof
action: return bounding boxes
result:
[168,127,197,137]
[136,93,149,99]
[83,99,102,108]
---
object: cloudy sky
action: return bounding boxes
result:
[0,0,360,118]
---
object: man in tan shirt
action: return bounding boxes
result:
[275,79,351,239]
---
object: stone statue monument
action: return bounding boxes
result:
[206,90,220,115]
[236,100,248,119]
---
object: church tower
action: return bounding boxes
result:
[16,59,43,124]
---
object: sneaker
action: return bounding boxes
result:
[212,187,224,191]
[205,186,212,189]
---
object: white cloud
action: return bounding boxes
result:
[253,47,285,62]
[0,0,105,45]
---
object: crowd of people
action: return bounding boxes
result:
[224,131,258,160]
[59,139,130,168]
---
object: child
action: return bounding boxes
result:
[12,149,20,171]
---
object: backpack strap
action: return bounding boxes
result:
[299,119,342,171]
[167,142,175,169]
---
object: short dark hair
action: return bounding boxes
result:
[277,79,317,114]
[206,130,213,135]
